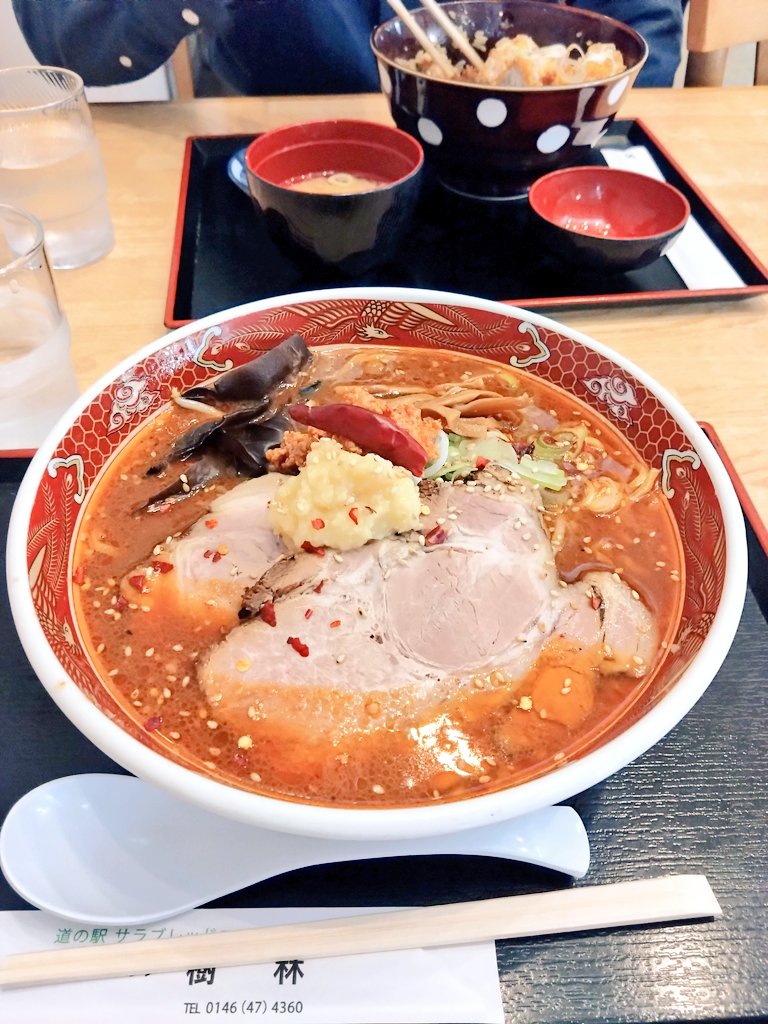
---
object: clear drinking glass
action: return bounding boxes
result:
[0,204,79,449]
[0,66,114,270]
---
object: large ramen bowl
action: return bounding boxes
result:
[7,287,746,841]
[371,0,648,198]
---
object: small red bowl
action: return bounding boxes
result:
[244,119,424,275]
[528,166,690,273]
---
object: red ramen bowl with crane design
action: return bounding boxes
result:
[6,287,746,840]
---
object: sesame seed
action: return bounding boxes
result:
[250,772,262,783]
[206,720,218,729]
[145,647,155,657]
[124,645,132,657]
[238,735,253,749]
[236,658,251,672]
[372,784,385,795]
[518,695,533,711]
[169,731,180,740]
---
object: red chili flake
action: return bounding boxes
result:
[304,608,313,619]
[425,525,447,546]
[287,636,310,657]
[128,574,150,593]
[115,594,129,612]
[311,518,325,530]
[260,601,277,627]
[590,593,602,611]
[330,619,341,628]
[313,579,325,594]
[72,565,85,586]
[348,507,359,525]
[475,456,490,470]
[211,551,223,563]
[203,549,213,560]
[232,750,250,769]
[204,518,218,529]
[150,560,174,574]
[144,715,163,732]
[301,541,325,556]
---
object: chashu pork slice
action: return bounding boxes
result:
[120,474,286,624]
[198,479,570,739]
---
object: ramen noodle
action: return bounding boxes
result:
[73,341,682,809]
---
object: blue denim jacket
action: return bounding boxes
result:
[12,0,684,92]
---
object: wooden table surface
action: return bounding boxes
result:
[63,87,768,525]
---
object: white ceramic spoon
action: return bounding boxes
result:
[0,774,590,926]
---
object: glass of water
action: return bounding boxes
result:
[0,66,114,270]
[0,204,79,449]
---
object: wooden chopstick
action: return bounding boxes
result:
[386,0,457,78]
[0,875,720,990]
[419,0,486,71]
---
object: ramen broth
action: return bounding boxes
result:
[73,346,683,807]
[283,171,387,194]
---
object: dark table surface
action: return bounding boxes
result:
[2,452,767,1024]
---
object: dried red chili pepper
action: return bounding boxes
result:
[289,402,429,476]
[287,636,310,657]
[311,518,325,530]
[128,574,149,593]
[475,456,490,470]
[301,541,325,556]
[424,524,447,546]
[260,601,277,627]
[150,560,174,574]
[348,507,359,525]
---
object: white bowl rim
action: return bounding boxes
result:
[6,286,747,839]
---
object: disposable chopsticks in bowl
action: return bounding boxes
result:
[387,0,487,75]
[386,0,458,78]
[0,875,720,990]
[418,0,486,71]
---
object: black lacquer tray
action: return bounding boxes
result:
[165,119,768,328]
[2,426,767,1023]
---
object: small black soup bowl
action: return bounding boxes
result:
[244,119,424,276]
[528,165,690,273]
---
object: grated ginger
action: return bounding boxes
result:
[267,438,421,551]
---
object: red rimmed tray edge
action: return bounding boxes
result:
[164,134,197,333]
[162,119,768,330]
[699,422,768,558]
[3,425,766,560]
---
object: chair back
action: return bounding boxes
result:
[685,0,768,85]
